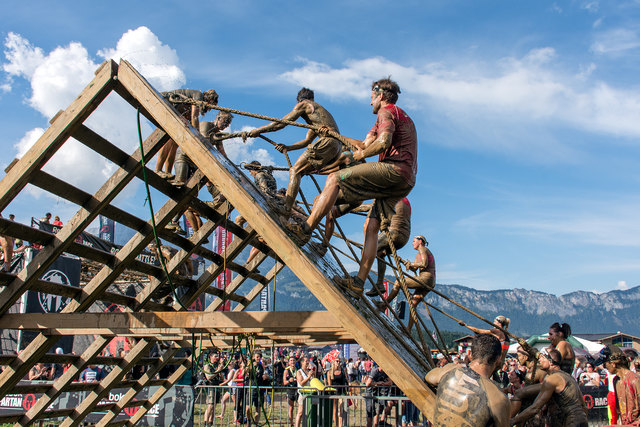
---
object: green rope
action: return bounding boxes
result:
[136,108,189,311]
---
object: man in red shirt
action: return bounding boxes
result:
[609,352,640,425]
[294,78,418,297]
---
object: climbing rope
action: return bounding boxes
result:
[378,201,431,359]
[173,99,360,153]
[136,108,189,312]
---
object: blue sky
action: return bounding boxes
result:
[2,0,640,296]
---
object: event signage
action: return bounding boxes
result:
[0,384,194,426]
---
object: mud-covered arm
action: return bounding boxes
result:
[354,132,392,161]
[510,380,556,425]
[248,102,309,136]
[424,364,456,388]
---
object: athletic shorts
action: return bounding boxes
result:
[336,162,412,223]
[304,137,342,172]
[398,272,435,296]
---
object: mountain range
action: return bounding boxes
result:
[247,266,640,338]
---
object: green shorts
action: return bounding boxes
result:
[336,162,413,222]
[305,137,342,172]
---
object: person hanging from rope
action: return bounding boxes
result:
[292,78,418,298]
[156,88,219,179]
[383,235,434,330]
[365,197,412,298]
[244,88,348,216]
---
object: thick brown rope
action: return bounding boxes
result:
[378,202,431,358]
[175,99,360,152]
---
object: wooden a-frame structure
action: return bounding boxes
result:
[0,60,436,425]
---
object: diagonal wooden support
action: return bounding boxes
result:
[116,59,437,417]
[0,174,199,398]
[59,338,156,427]
[171,227,257,311]
[95,347,180,427]
[232,260,286,311]
[205,251,270,312]
[63,172,200,314]
[133,202,231,310]
[123,357,192,427]
[0,127,169,316]
[0,60,116,211]
[16,336,111,426]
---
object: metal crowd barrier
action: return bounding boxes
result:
[193,384,425,426]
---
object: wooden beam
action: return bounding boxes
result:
[59,338,155,426]
[169,227,257,311]
[0,127,171,317]
[16,336,110,426]
[95,347,179,426]
[232,260,286,311]
[0,60,116,211]
[0,310,344,331]
[124,358,191,426]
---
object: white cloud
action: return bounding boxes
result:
[280,50,640,159]
[2,28,190,196]
[97,26,185,91]
[457,195,640,247]
[591,28,640,54]
[617,280,628,290]
[2,32,45,84]
[581,1,600,13]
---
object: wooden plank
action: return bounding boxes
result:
[117,59,437,417]
[133,217,221,309]
[124,358,191,427]
[59,338,155,426]
[232,260,286,311]
[168,227,257,311]
[16,336,110,426]
[95,348,179,427]
[205,251,269,312]
[0,127,173,317]
[0,310,344,331]
[0,60,116,211]
[0,174,198,398]
[62,172,200,314]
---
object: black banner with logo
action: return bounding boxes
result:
[580,385,609,423]
[0,384,194,426]
[19,254,80,352]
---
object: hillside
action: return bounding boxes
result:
[246,267,640,337]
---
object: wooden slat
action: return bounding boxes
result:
[168,227,257,311]
[124,358,191,426]
[95,348,179,426]
[117,59,437,417]
[232,260,287,311]
[0,60,116,211]
[0,310,344,332]
[59,338,155,426]
[0,127,172,317]
[16,337,110,426]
